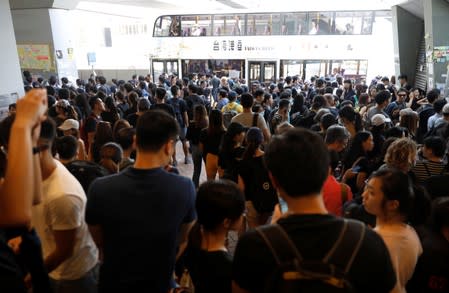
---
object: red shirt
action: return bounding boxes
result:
[322,175,353,217]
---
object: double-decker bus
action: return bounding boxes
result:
[150,8,394,84]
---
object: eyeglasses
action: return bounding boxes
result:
[398,94,406,97]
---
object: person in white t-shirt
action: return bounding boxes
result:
[32,118,98,293]
[231,93,270,143]
[363,168,422,293]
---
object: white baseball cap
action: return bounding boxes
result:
[371,114,391,126]
[58,119,79,131]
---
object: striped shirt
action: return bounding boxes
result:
[412,160,448,184]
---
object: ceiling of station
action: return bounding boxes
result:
[77,0,433,20]
[77,0,395,13]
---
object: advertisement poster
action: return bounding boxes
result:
[17,44,52,70]
[433,46,449,63]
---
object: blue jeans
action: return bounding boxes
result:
[50,264,99,293]
[191,144,202,188]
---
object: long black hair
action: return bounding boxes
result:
[344,130,372,168]
[339,105,362,132]
[220,122,245,155]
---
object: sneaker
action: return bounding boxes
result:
[184,157,192,164]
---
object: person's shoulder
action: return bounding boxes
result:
[89,171,124,191]
[159,169,194,188]
[358,223,392,255]
[52,161,86,193]
[232,112,245,120]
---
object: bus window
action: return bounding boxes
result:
[247,13,281,36]
[213,14,245,36]
[181,15,211,37]
[281,60,304,78]
[308,12,332,35]
[281,13,307,35]
[335,11,374,35]
[154,16,176,37]
[182,59,245,78]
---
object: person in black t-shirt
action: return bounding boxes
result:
[150,87,175,117]
[126,98,150,128]
[186,105,209,187]
[199,110,226,180]
[184,180,245,293]
[232,128,396,293]
[218,122,246,183]
[407,197,449,293]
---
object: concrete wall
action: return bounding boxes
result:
[78,69,149,82]
[49,9,78,81]
[392,6,424,87]
[0,0,24,118]
[11,8,57,79]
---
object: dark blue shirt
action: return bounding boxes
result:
[86,167,196,293]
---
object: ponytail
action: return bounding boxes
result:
[243,141,259,161]
[99,158,119,174]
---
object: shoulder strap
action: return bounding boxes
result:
[256,224,303,265]
[252,113,259,127]
[340,183,348,204]
[323,219,366,274]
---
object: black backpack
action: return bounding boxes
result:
[291,110,316,129]
[245,156,278,213]
[65,160,109,194]
[222,109,238,128]
[256,219,365,293]
[186,95,204,121]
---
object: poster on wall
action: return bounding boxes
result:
[17,44,52,70]
[433,46,449,63]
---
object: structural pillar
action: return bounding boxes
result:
[423,0,449,96]
[391,5,424,89]
[10,0,80,83]
[0,0,24,118]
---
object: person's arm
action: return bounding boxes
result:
[406,93,415,108]
[356,172,368,192]
[45,194,84,273]
[259,116,271,143]
[87,142,94,162]
[32,148,43,206]
[237,175,245,192]
[88,225,103,262]
[176,221,195,261]
[341,168,357,183]
[232,282,252,293]
[87,132,95,153]
[45,228,78,273]
[0,89,47,227]
[183,111,189,128]
[176,181,196,261]
[78,139,87,161]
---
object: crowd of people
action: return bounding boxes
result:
[0,70,448,293]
